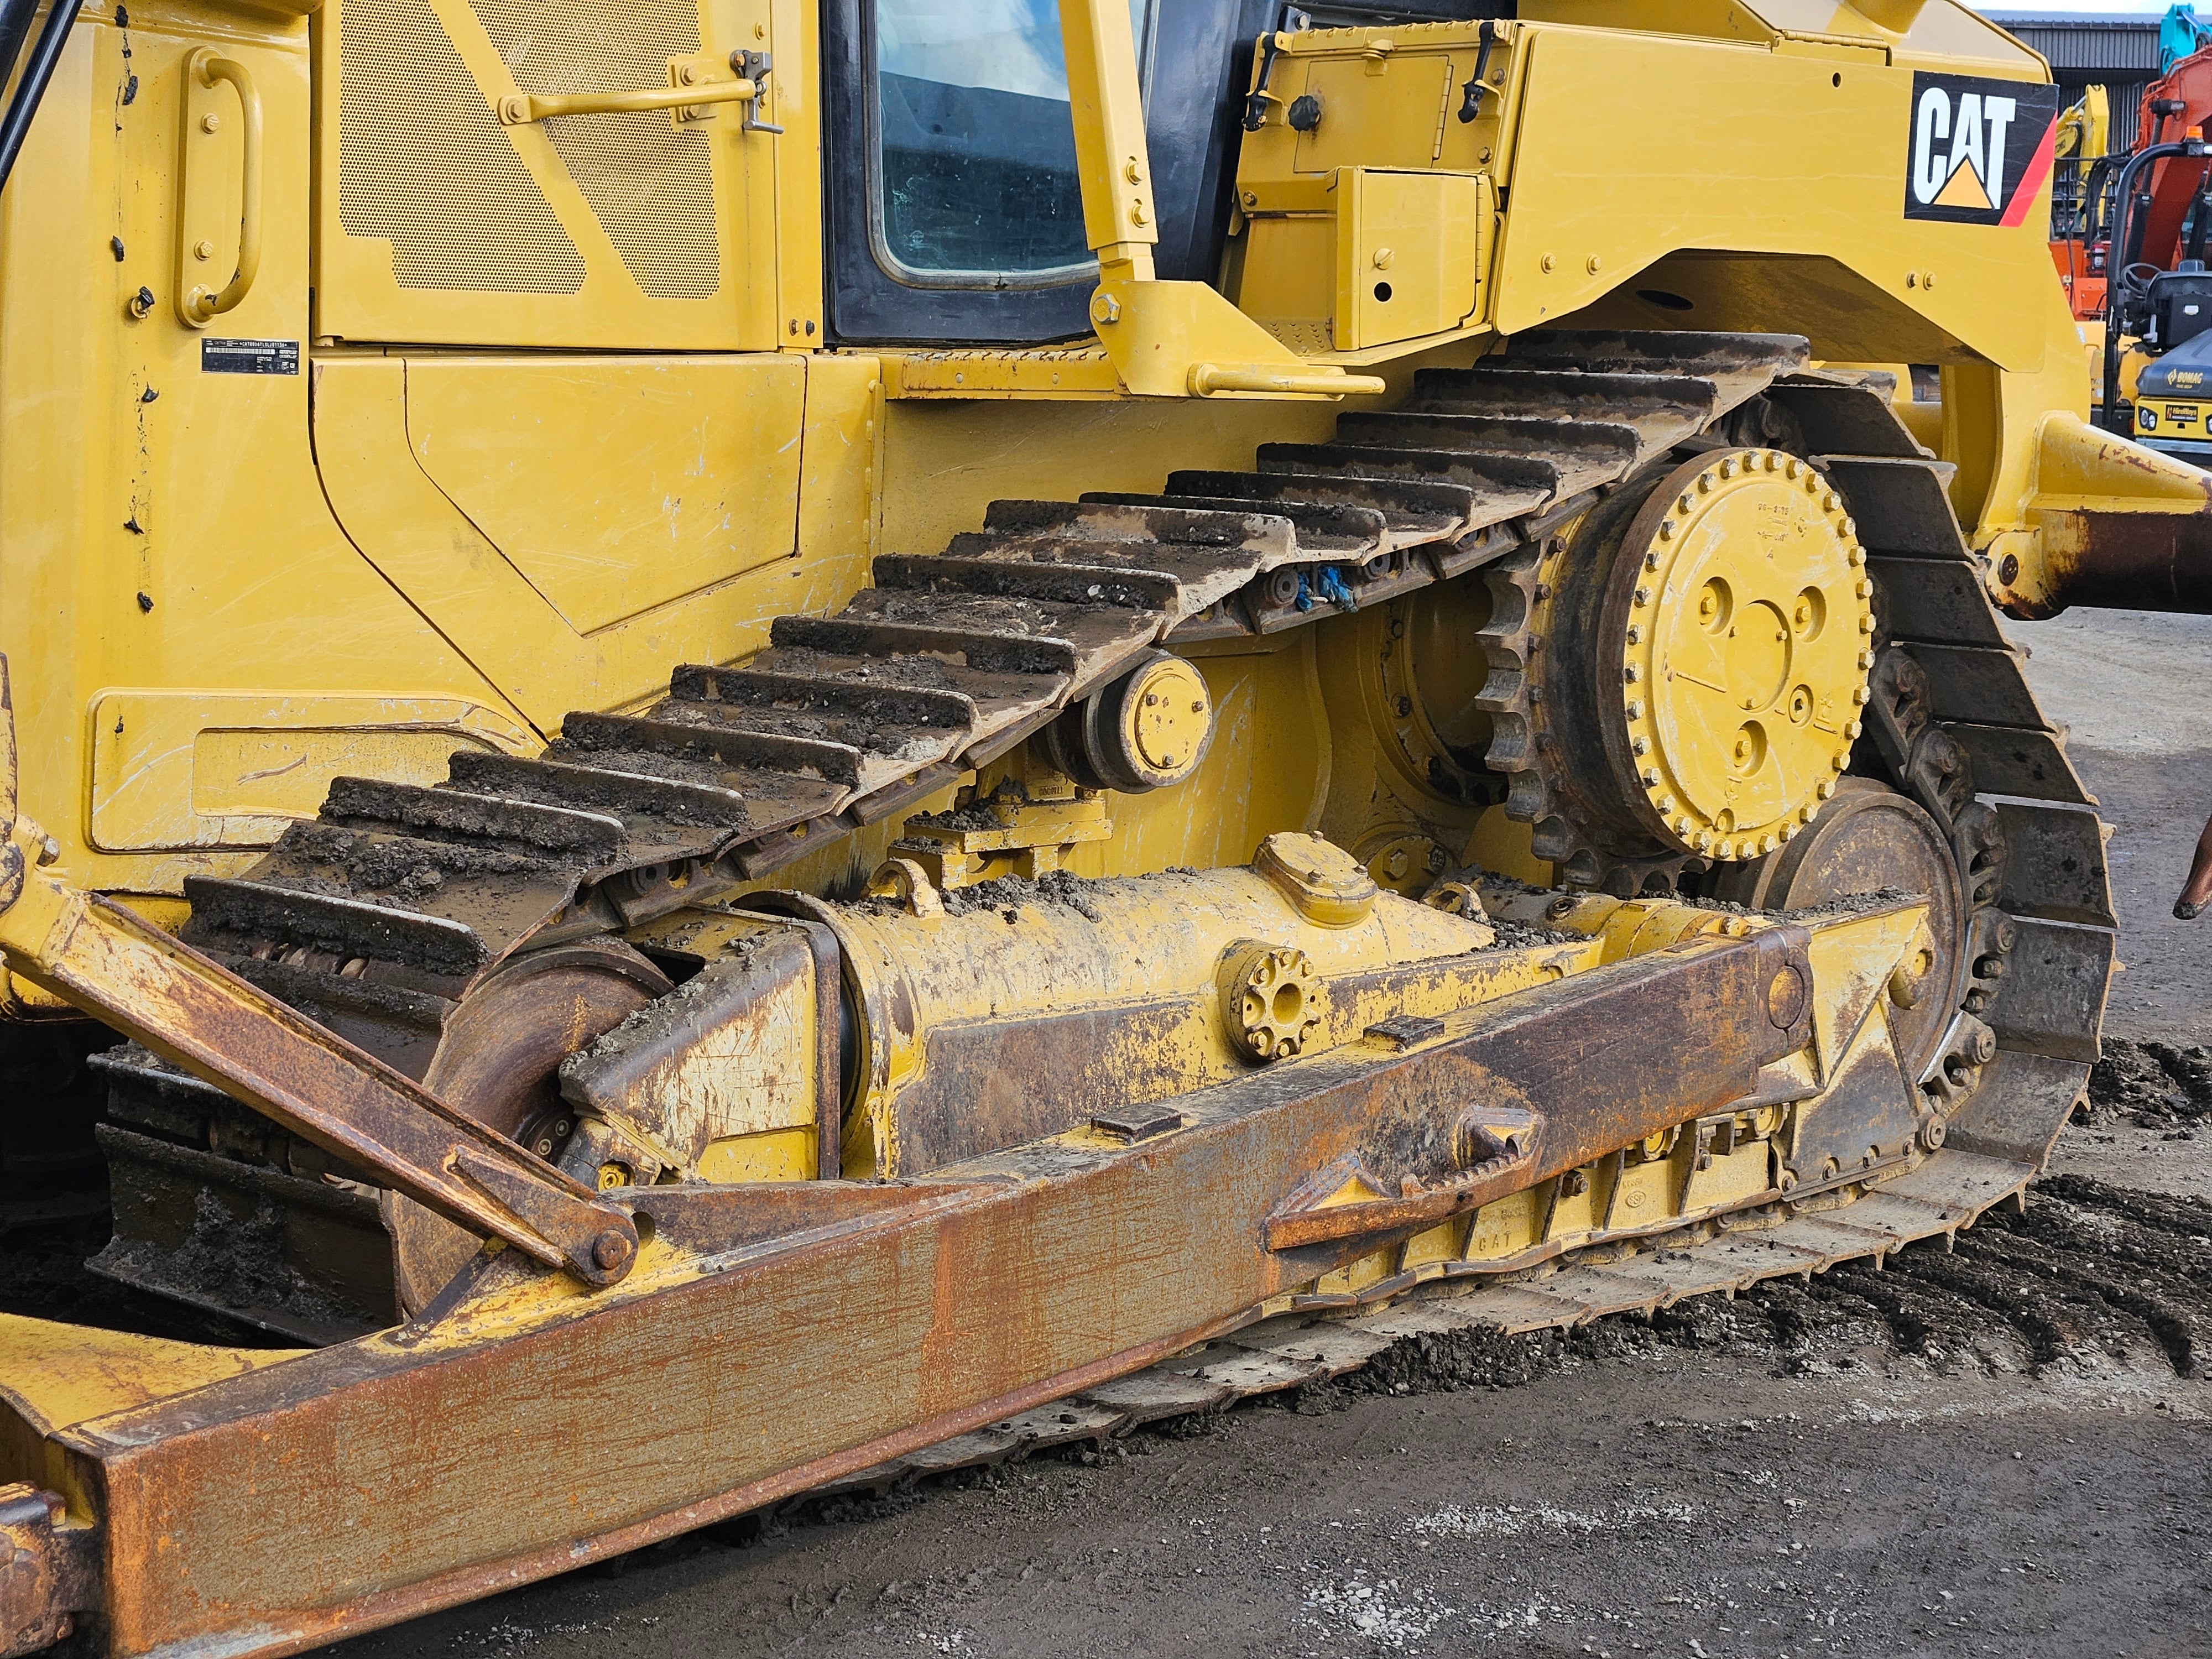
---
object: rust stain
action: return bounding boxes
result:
[2042,507,2212,614]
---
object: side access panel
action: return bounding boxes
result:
[312,353,883,728]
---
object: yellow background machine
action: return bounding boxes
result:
[0,1,2206,1653]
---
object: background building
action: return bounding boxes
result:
[1984,9,2168,147]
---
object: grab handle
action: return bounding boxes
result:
[175,49,263,328]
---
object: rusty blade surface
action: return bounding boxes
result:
[55,925,1804,1659]
[0,865,638,1288]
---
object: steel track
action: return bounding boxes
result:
[100,333,2112,1396]
[165,330,1818,1070]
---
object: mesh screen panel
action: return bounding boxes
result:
[471,0,722,299]
[337,0,587,294]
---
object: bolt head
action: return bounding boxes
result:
[592,1230,634,1272]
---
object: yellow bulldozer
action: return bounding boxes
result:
[0,0,2207,1652]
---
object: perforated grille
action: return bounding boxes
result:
[471,0,722,300]
[337,0,587,294]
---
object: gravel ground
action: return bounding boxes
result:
[320,608,2212,1659]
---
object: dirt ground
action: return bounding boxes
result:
[321,607,2212,1659]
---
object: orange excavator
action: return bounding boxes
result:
[2052,28,2212,455]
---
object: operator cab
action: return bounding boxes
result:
[822,0,1506,344]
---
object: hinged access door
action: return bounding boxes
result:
[314,0,779,348]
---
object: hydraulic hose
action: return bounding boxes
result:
[0,0,84,194]
[0,0,39,106]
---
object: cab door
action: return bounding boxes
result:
[309,0,815,723]
[313,0,779,348]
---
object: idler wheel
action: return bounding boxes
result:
[1709,778,1966,1078]
[385,939,671,1312]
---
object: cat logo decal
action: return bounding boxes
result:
[1905,72,2061,225]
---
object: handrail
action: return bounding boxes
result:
[499,78,754,126]
[178,50,263,327]
[1188,362,1387,398]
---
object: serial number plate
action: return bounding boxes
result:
[201,338,301,375]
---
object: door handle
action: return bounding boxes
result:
[174,48,263,328]
[498,79,755,125]
[498,51,782,133]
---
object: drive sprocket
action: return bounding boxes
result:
[1478,447,1875,893]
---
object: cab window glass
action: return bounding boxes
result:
[873,0,1149,284]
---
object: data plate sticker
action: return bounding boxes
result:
[201,338,301,375]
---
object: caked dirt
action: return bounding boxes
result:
[319,608,2212,1659]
